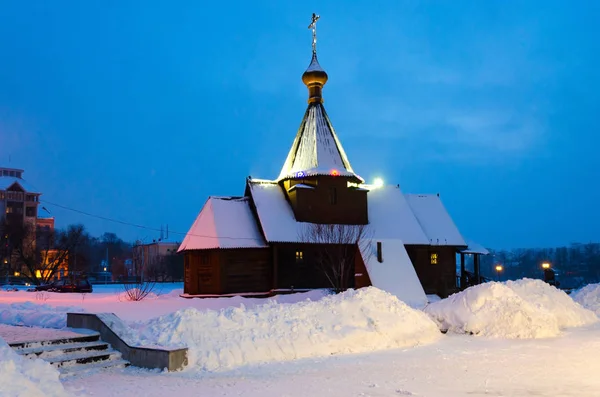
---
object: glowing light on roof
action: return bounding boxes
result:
[373,177,384,188]
[331,169,339,176]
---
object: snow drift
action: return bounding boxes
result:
[424,279,597,338]
[0,337,70,397]
[504,279,597,328]
[571,283,600,316]
[136,287,441,371]
[0,302,84,329]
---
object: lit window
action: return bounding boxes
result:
[430,253,438,265]
[295,251,304,262]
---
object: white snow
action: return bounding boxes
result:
[571,283,600,316]
[360,238,428,308]
[366,185,430,245]
[0,324,89,344]
[248,180,302,242]
[62,322,600,397]
[278,103,356,180]
[0,284,328,325]
[404,194,467,246]
[0,302,85,329]
[178,196,267,251]
[0,336,70,397]
[425,279,597,338]
[461,239,490,255]
[425,282,560,338]
[133,287,441,371]
[504,278,598,328]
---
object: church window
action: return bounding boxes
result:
[329,187,337,205]
[295,251,304,263]
[430,252,438,265]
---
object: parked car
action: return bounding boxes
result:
[33,279,93,293]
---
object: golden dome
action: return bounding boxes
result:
[302,53,328,103]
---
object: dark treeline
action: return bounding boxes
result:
[1,219,182,285]
[476,242,600,289]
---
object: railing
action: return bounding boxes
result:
[2,192,37,202]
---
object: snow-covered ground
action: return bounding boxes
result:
[572,283,600,315]
[1,280,600,396]
[0,336,69,397]
[424,279,597,338]
[63,323,600,397]
[0,283,329,322]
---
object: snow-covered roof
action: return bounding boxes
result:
[287,183,315,193]
[461,240,490,255]
[247,181,467,248]
[367,186,430,245]
[248,181,305,243]
[178,196,268,251]
[0,177,38,193]
[404,194,467,247]
[278,103,361,181]
[360,238,428,308]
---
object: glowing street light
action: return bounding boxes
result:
[373,177,384,188]
[495,264,503,281]
[541,262,551,270]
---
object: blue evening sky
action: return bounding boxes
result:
[1,1,598,249]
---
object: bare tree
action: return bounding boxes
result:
[300,224,371,293]
[122,244,156,301]
[1,220,86,285]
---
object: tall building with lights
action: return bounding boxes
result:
[178,17,486,301]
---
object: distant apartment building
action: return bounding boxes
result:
[0,167,41,227]
[0,167,61,281]
[132,239,182,280]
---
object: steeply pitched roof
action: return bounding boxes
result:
[278,103,360,181]
[247,181,303,243]
[178,196,268,251]
[404,194,467,247]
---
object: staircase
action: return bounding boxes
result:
[9,331,130,377]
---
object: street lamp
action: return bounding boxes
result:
[495,264,503,281]
[541,262,556,285]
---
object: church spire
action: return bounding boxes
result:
[302,13,328,104]
[277,14,362,183]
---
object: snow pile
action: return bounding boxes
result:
[0,302,84,329]
[505,279,598,328]
[425,280,597,338]
[136,287,441,371]
[0,337,70,397]
[571,283,600,316]
[424,282,560,338]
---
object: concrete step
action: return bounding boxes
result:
[19,341,110,359]
[58,358,130,378]
[9,333,100,350]
[47,348,122,368]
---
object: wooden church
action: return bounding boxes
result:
[179,17,486,303]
